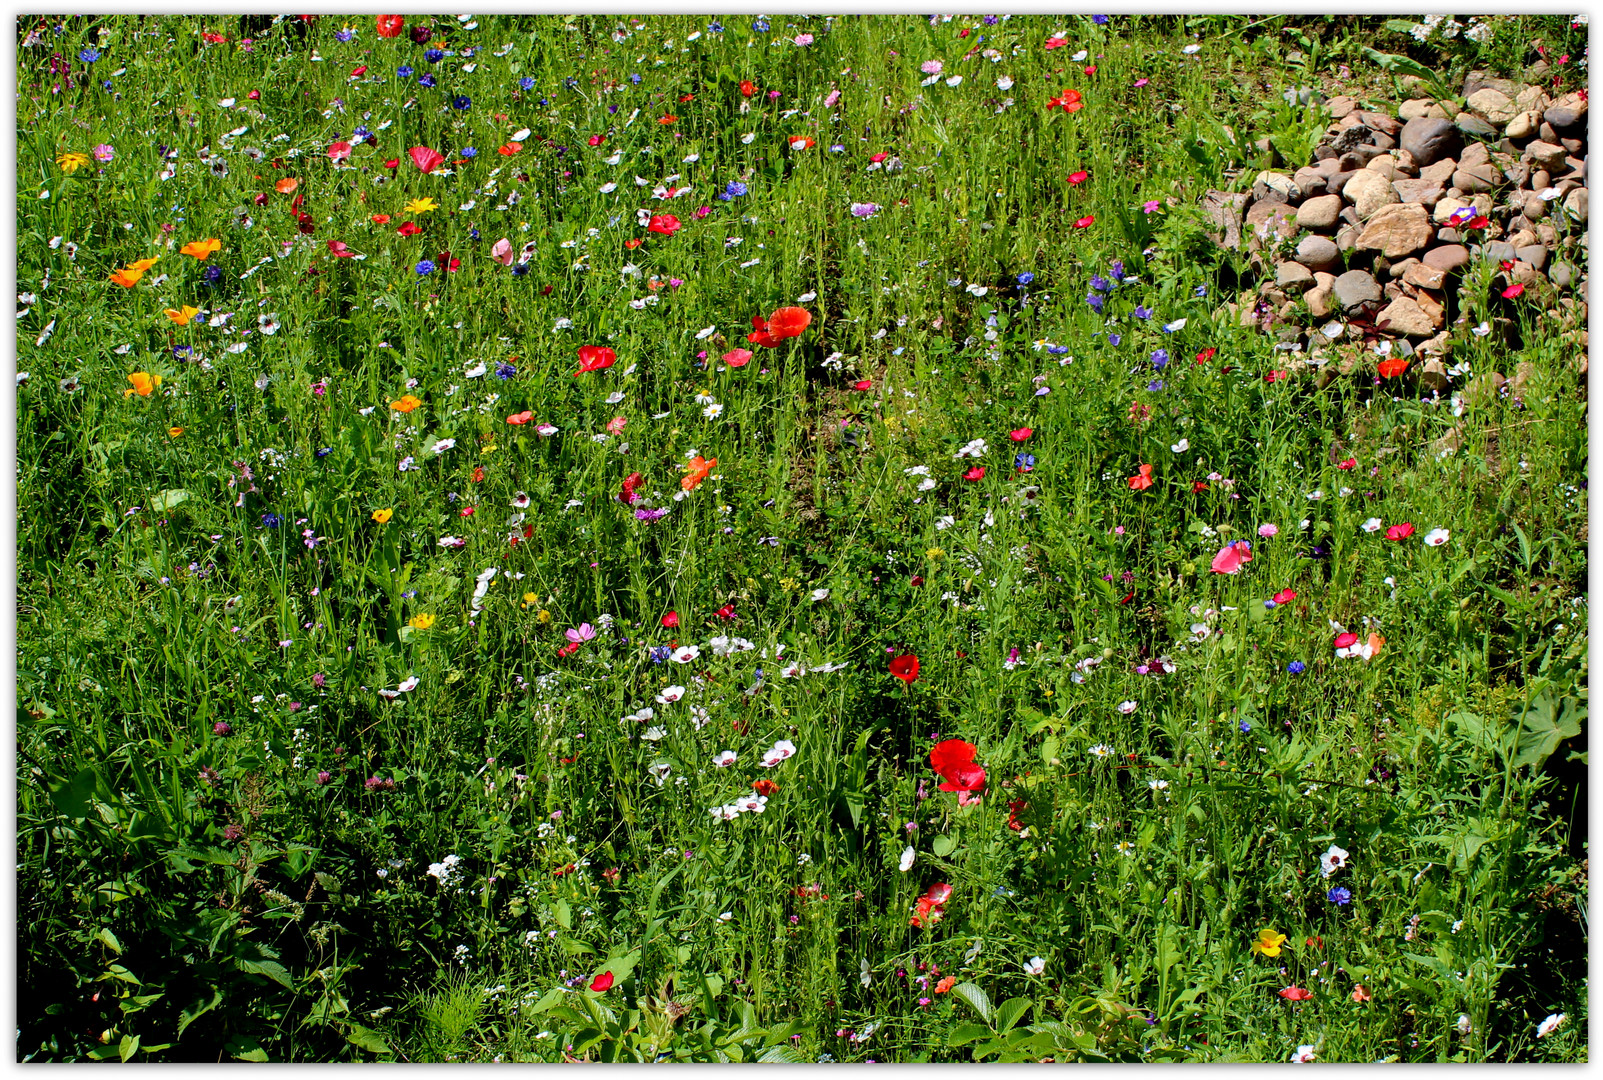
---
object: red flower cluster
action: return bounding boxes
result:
[620,471,644,505]
[910,882,952,928]
[1046,88,1084,113]
[930,739,985,795]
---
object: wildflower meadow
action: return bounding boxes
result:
[15,13,1590,1063]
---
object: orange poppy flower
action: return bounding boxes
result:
[1128,464,1154,491]
[371,214,391,224]
[167,426,184,437]
[127,257,160,272]
[498,141,523,156]
[108,267,145,288]
[390,394,423,413]
[506,411,532,425]
[125,372,161,397]
[1377,357,1409,378]
[180,238,222,260]
[681,455,717,492]
[657,114,677,125]
[624,238,642,249]
[276,177,298,195]
[164,305,200,326]
[740,79,757,97]
[934,975,958,994]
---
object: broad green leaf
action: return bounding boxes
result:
[951,981,993,1023]
[932,834,956,858]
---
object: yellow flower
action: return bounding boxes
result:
[1251,929,1288,958]
[126,257,161,272]
[522,592,538,608]
[535,608,552,624]
[167,426,184,437]
[164,305,200,326]
[925,547,944,561]
[404,197,439,214]
[56,151,91,173]
[409,613,437,630]
[390,394,423,413]
[372,508,394,524]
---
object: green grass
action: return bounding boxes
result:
[16,13,1588,1063]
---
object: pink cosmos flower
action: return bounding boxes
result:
[1134,78,1149,87]
[794,33,814,45]
[606,416,627,435]
[1142,200,1161,213]
[1210,541,1252,575]
[1257,523,1279,538]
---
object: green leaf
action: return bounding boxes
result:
[150,489,189,512]
[1512,692,1585,772]
[344,1023,393,1056]
[225,1035,269,1062]
[756,1046,809,1062]
[951,981,993,1023]
[49,767,101,819]
[234,957,293,989]
[996,996,1034,1034]
[932,834,956,858]
[118,1034,141,1062]
[948,1022,994,1047]
[178,988,223,1038]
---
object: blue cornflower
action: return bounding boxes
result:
[1265,599,1277,609]
[315,447,333,458]
[719,180,748,200]
[1107,333,1121,347]
[1327,886,1352,905]
[1194,284,1208,298]
[984,14,999,24]
[418,73,436,88]
[1016,271,1035,285]
[830,143,846,152]
[1133,305,1153,320]
[397,65,413,78]
[649,645,672,663]
[1288,660,1306,674]
[707,20,724,32]
[78,47,100,63]
[629,72,642,84]
[335,27,355,42]
[511,264,529,276]
[519,76,535,90]
[1147,380,1164,392]
[453,95,471,110]
[352,125,372,141]
[102,80,113,91]
[1109,260,1126,281]
[608,103,620,114]
[402,589,418,599]
[1090,274,1111,292]
[1238,720,1251,732]
[495,362,517,380]
[460,146,477,158]
[1086,293,1105,314]
[415,259,437,275]
[424,47,444,63]
[174,345,193,360]
[1151,349,1169,370]
[752,16,770,32]
[261,512,283,528]
[1047,345,1070,355]
[469,228,480,240]
[1092,14,1110,25]
[203,265,222,283]
[1015,453,1035,472]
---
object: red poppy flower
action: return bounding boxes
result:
[349,65,367,79]
[1464,215,1489,230]
[327,240,357,257]
[383,158,399,170]
[1084,65,1097,75]
[1273,589,1297,604]
[328,140,353,163]
[1502,283,1525,300]
[1377,357,1410,378]
[1265,370,1289,383]
[575,345,617,375]
[910,881,953,927]
[661,610,679,629]
[375,14,404,38]
[889,654,920,683]
[1279,986,1313,1002]
[408,145,445,174]
[506,411,532,425]
[869,152,890,163]
[498,141,523,156]
[1073,215,1095,228]
[1192,481,1209,493]
[1385,522,1415,541]
[624,238,642,249]
[1337,458,1357,470]
[396,221,420,237]
[588,134,605,147]
[715,603,736,620]
[910,575,924,587]
[1129,464,1153,491]
[930,739,977,776]
[1195,347,1217,364]
[1044,36,1068,49]
[371,213,391,224]
[853,379,873,391]
[590,971,615,993]
[964,466,985,481]
[1046,89,1084,113]
[296,213,316,236]
[471,466,486,483]
[767,306,812,338]
[646,213,681,236]
[619,472,643,504]
[1006,799,1028,831]
[657,114,677,125]
[740,79,757,97]
[679,93,695,103]
[1067,170,1089,185]
[1010,427,1033,441]
[1333,632,1359,649]
[752,779,778,797]
[723,347,753,367]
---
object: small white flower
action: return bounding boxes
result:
[997,75,1014,90]
[640,726,667,742]
[1319,844,1349,878]
[713,750,737,768]
[655,685,686,704]
[1290,1045,1317,1064]
[1171,438,1189,453]
[397,676,420,692]
[1117,701,1138,715]
[1089,744,1113,759]
[1182,43,1201,54]
[1423,528,1450,547]
[1536,1013,1566,1039]
[1115,840,1135,856]
[670,645,700,664]
[703,402,724,419]
[431,438,456,455]
[647,762,673,786]
[810,588,830,602]
[1361,517,1383,533]
[1023,956,1045,976]
[1456,1014,1472,1035]
[899,846,916,872]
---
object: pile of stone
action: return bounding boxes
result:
[1204,71,1587,370]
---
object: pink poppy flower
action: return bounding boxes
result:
[1333,632,1358,650]
[1210,541,1252,575]
[606,416,627,435]
[1009,428,1033,441]
[1385,522,1416,541]
[327,141,353,163]
[1272,589,1296,604]
[490,238,513,265]
[723,348,753,367]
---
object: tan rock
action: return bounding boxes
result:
[1376,296,1439,337]
[1411,287,1446,329]
[1403,262,1447,289]
[1466,87,1517,126]
[1355,202,1433,257]
[1343,169,1401,219]
[1506,110,1540,140]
